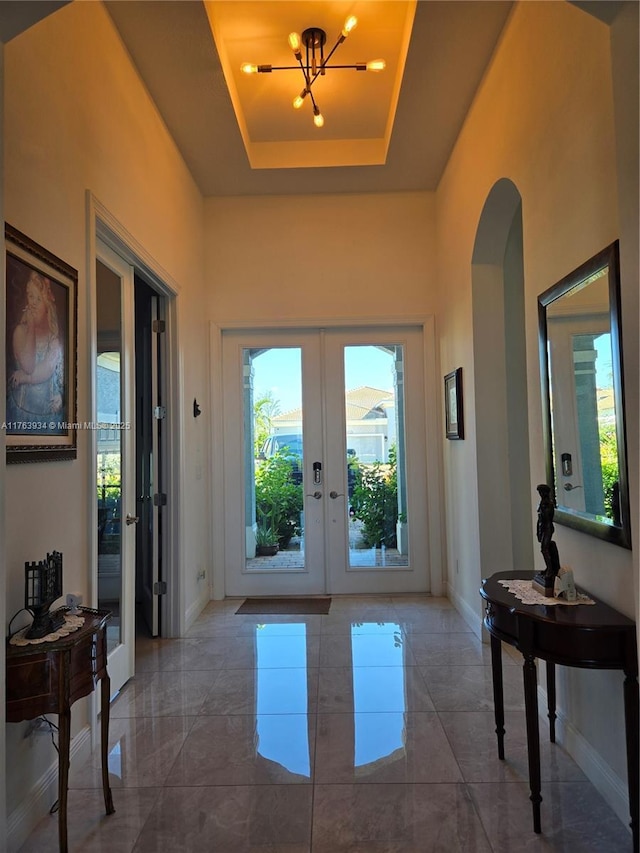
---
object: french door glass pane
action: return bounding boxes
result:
[245,347,305,570]
[96,261,123,653]
[344,345,409,568]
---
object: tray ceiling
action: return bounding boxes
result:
[105,1,513,196]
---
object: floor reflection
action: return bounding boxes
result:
[108,740,122,780]
[256,623,311,778]
[351,623,406,769]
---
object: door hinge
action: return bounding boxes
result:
[153,493,167,507]
[154,406,166,420]
[152,319,166,334]
[153,581,167,595]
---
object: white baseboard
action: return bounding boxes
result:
[184,587,210,633]
[447,581,483,638]
[7,725,93,853]
[536,683,631,832]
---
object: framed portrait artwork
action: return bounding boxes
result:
[444,367,464,440]
[5,224,77,462]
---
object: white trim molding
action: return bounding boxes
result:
[6,726,92,853]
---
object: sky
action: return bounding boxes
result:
[594,332,613,389]
[252,345,396,415]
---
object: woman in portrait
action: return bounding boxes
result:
[7,269,64,433]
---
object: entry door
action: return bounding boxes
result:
[96,244,136,694]
[222,326,429,597]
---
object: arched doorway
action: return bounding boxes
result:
[472,178,533,578]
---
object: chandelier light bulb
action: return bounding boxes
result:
[293,94,305,109]
[240,63,258,75]
[313,107,324,128]
[288,32,301,52]
[366,59,386,72]
[342,16,358,37]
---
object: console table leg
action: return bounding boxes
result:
[523,654,542,834]
[58,707,71,853]
[546,661,556,743]
[623,672,638,852]
[490,634,505,759]
[100,674,116,816]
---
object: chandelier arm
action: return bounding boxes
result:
[296,54,311,87]
[263,65,309,71]
[321,34,346,69]
[308,87,320,114]
[259,63,364,74]
[303,38,355,91]
[319,64,367,70]
[305,70,320,94]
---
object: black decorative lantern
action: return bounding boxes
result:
[24,551,65,639]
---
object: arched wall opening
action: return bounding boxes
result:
[472,178,533,580]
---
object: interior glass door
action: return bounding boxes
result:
[222,327,429,597]
[96,245,135,694]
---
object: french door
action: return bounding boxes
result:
[222,326,429,596]
[95,244,136,695]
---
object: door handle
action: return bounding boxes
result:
[329,491,344,499]
[126,514,140,525]
[306,491,322,500]
[563,483,582,491]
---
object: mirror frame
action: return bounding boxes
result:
[538,240,631,549]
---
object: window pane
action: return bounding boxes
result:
[344,345,409,568]
[245,347,305,571]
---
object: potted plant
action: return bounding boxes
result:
[255,522,279,556]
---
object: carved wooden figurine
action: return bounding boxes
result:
[532,484,560,596]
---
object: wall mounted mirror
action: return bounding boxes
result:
[538,241,630,548]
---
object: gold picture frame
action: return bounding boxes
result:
[5,224,77,462]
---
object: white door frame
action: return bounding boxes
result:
[87,192,183,658]
[211,316,444,599]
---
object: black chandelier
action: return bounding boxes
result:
[241,16,385,128]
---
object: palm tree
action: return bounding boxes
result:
[253,391,281,456]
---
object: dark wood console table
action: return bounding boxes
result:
[480,571,638,852]
[6,608,115,853]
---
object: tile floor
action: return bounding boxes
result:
[20,595,632,852]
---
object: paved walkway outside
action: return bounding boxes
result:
[246,519,408,570]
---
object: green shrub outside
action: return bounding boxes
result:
[350,445,398,548]
[254,451,303,548]
[600,422,619,519]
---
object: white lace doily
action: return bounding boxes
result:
[10,613,85,646]
[498,579,594,606]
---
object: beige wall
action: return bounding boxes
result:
[205,192,436,323]
[437,0,633,815]
[3,2,208,837]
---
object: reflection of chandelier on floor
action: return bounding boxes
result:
[241,16,385,128]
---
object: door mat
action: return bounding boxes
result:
[235,597,331,615]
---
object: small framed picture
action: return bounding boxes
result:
[5,224,77,462]
[444,367,464,440]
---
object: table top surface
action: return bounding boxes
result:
[481,571,636,631]
[6,607,112,658]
